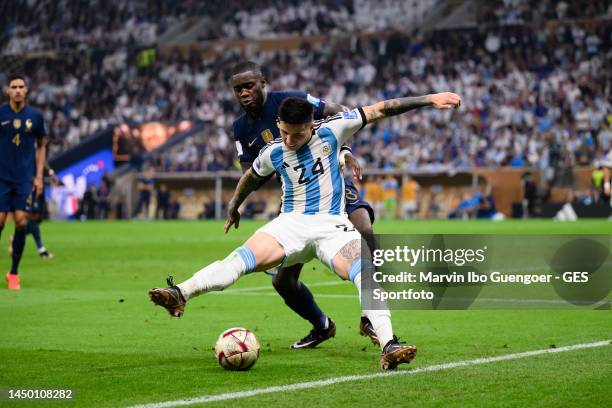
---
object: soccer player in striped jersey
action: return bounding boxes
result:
[150,91,461,369]
[230,61,377,349]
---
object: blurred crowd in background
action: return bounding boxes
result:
[2,0,610,172]
[0,1,611,220]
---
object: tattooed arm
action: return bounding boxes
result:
[361,92,461,124]
[224,168,262,233]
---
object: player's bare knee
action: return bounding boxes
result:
[244,232,285,270]
[15,218,27,230]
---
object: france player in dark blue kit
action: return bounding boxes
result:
[230,61,378,348]
[0,74,47,290]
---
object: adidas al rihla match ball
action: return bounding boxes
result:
[215,327,260,370]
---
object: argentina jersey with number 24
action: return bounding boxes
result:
[252,108,367,216]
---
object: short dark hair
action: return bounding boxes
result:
[230,61,263,78]
[279,97,314,124]
[7,74,26,86]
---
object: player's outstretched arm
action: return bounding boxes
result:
[361,92,461,124]
[323,101,349,116]
[224,168,262,233]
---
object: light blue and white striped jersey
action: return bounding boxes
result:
[252,108,366,215]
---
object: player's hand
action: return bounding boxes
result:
[50,174,63,186]
[429,92,461,109]
[224,209,241,233]
[341,153,363,180]
[34,176,43,197]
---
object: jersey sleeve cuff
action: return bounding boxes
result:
[357,107,367,129]
[251,166,266,178]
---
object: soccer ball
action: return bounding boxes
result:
[214,327,260,371]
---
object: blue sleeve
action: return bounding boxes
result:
[232,121,256,163]
[281,91,326,120]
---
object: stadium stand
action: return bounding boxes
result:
[1,0,610,220]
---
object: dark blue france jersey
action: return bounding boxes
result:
[232,91,325,163]
[0,104,47,183]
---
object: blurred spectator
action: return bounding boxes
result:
[133,168,155,218]
[381,174,399,219]
[0,1,609,174]
[364,176,384,220]
[242,198,267,219]
[155,184,171,219]
[97,178,112,219]
[521,171,537,217]
[77,185,98,220]
[198,202,216,220]
[476,188,497,219]
[401,176,419,218]
[448,191,482,219]
[129,146,144,172]
[167,195,181,219]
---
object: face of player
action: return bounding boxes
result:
[230,71,266,112]
[6,79,28,105]
[277,121,314,151]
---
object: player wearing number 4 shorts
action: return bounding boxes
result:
[150,92,461,369]
[0,74,47,290]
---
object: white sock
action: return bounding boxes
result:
[177,247,255,300]
[352,271,394,350]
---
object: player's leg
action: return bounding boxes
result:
[273,263,335,349]
[6,209,28,290]
[133,194,144,218]
[10,210,28,273]
[0,212,6,241]
[143,196,150,220]
[272,263,330,332]
[0,180,9,240]
[149,231,286,317]
[27,216,52,259]
[6,181,32,289]
[329,235,416,370]
[0,211,7,288]
[346,183,379,344]
[26,193,53,259]
[348,207,375,251]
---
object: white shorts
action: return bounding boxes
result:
[256,213,361,271]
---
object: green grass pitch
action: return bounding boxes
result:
[1,220,611,407]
